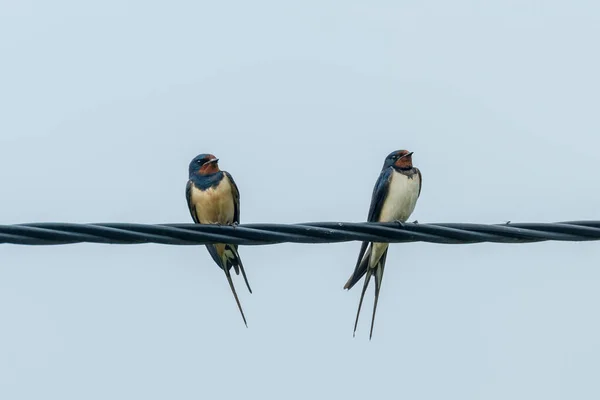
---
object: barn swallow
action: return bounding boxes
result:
[185,153,251,327]
[344,150,422,339]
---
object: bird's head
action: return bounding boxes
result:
[188,153,220,177]
[383,149,414,170]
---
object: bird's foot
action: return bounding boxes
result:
[231,222,239,229]
[393,220,405,228]
[505,220,511,225]
[412,220,419,224]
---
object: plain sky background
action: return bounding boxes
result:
[1,1,600,399]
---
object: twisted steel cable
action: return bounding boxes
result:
[0,221,600,246]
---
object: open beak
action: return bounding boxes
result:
[400,152,414,159]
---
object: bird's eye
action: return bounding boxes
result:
[196,160,202,164]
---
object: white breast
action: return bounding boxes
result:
[190,175,236,224]
[378,170,421,223]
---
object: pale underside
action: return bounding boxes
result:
[189,175,236,259]
[368,170,421,268]
[190,175,235,225]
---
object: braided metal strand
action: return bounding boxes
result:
[0,221,599,246]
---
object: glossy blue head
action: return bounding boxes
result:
[188,153,220,177]
[382,149,414,170]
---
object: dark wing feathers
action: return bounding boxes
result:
[205,244,223,267]
[367,167,393,223]
[223,171,240,224]
[416,167,422,197]
[344,168,393,290]
[222,172,251,292]
[185,180,199,223]
[344,241,369,290]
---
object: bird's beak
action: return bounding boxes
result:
[400,152,414,159]
[207,158,219,164]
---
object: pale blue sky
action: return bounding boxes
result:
[1,1,599,399]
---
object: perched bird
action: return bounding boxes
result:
[344,150,422,339]
[185,153,251,326]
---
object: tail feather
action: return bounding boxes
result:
[344,245,371,290]
[369,251,387,340]
[353,267,373,337]
[228,245,252,294]
[232,262,240,275]
[223,266,248,328]
[208,243,252,325]
[238,261,252,294]
[348,245,389,339]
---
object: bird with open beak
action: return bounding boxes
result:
[185,153,251,326]
[344,149,422,339]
